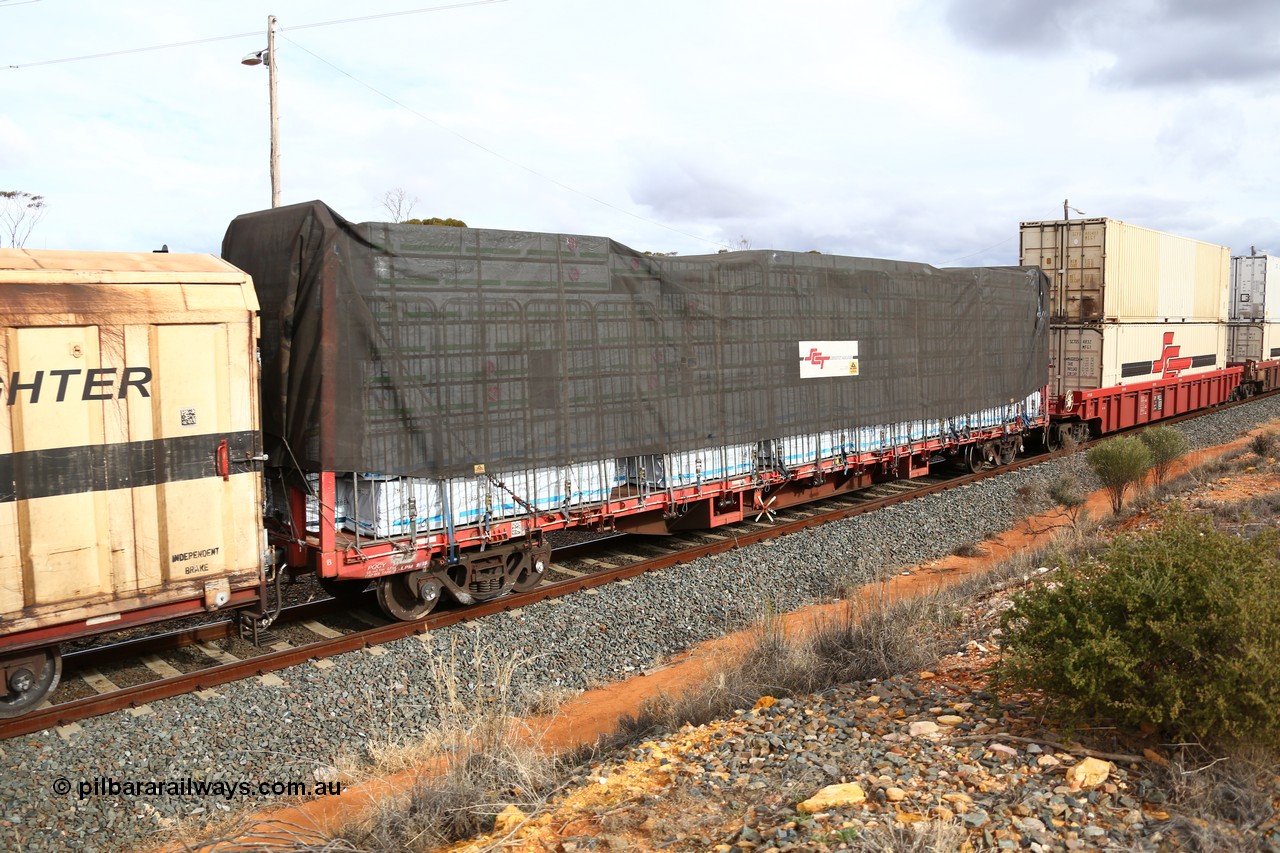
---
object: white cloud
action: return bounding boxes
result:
[1,0,1279,263]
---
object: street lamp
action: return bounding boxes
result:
[241,15,280,208]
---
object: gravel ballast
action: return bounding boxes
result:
[2,397,1279,852]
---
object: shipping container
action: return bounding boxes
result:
[1226,322,1280,363]
[1049,322,1227,396]
[0,250,264,656]
[1229,253,1280,321]
[1020,218,1230,323]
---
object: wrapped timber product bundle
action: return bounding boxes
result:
[223,201,1048,480]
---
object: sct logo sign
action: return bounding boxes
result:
[802,347,830,369]
[799,341,859,379]
[1,367,153,405]
[1153,331,1193,379]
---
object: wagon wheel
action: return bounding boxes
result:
[316,575,369,604]
[376,573,441,621]
[0,648,61,719]
[965,444,985,473]
[511,551,548,593]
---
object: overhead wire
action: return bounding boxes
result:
[940,234,1015,266]
[281,34,730,250]
[5,29,262,68]
[3,1,509,69]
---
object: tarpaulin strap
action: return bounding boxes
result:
[441,482,459,563]
[480,491,492,551]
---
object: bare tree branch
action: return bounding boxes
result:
[1,190,47,248]
[381,188,419,223]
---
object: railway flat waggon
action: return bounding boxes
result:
[223,201,1050,621]
[0,250,266,717]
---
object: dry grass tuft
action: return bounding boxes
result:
[1150,744,1280,852]
[168,816,361,852]
[638,583,975,734]
[1187,447,1249,484]
[1249,429,1279,459]
[316,638,570,852]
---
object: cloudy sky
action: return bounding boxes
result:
[2,0,1279,264]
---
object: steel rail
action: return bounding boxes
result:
[61,599,343,673]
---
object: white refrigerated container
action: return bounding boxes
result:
[1229,253,1280,322]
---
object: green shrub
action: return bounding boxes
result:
[404,216,468,227]
[1249,429,1277,458]
[997,509,1280,747]
[1086,436,1152,512]
[1138,425,1189,485]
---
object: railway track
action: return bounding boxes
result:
[0,458,1013,740]
[3,394,1269,741]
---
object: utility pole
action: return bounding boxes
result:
[268,14,280,208]
[241,16,281,208]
